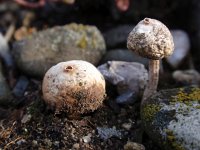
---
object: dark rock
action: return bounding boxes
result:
[12,76,29,97]
[100,49,148,67]
[116,90,138,104]
[103,25,134,48]
[0,63,13,106]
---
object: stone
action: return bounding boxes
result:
[100,49,148,67]
[82,133,92,143]
[97,127,122,140]
[0,62,13,106]
[98,61,148,104]
[103,25,134,48]
[124,141,145,150]
[172,69,200,85]
[72,143,80,149]
[141,87,200,150]
[121,122,132,130]
[166,30,190,68]
[13,23,106,78]
[21,114,32,124]
[0,33,13,67]
[12,76,29,97]
[115,90,138,104]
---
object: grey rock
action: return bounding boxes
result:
[124,141,145,150]
[0,33,13,67]
[98,61,148,104]
[116,90,138,104]
[97,127,122,140]
[100,49,148,67]
[0,63,12,106]
[166,30,190,68]
[172,69,200,86]
[103,25,134,48]
[141,87,200,150]
[13,23,106,78]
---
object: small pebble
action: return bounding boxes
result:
[97,127,122,140]
[54,141,60,147]
[21,114,32,124]
[32,140,38,146]
[122,123,132,130]
[82,133,92,143]
[12,76,29,97]
[124,141,145,150]
[72,143,80,149]
[17,139,26,145]
[44,138,52,147]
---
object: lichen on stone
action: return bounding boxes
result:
[141,104,161,122]
[164,129,185,150]
[77,34,87,49]
[67,23,88,32]
[160,88,200,150]
[171,88,200,104]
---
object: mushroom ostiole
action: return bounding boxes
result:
[127,18,174,103]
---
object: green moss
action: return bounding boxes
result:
[171,88,200,104]
[142,104,161,122]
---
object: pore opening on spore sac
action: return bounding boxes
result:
[143,18,150,25]
[64,66,73,72]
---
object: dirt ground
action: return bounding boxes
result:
[0,79,163,150]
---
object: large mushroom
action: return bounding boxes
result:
[127,18,174,102]
[42,60,106,116]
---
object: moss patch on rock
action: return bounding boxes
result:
[141,104,161,122]
[171,87,200,103]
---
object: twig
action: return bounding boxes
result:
[4,137,22,149]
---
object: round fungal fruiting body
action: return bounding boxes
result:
[42,60,106,115]
[127,18,174,60]
[127,18,174,102]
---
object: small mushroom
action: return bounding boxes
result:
[127,18,174,102]
[42,60,106,116]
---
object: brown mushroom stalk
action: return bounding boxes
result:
[127,18,174,103]
[142,60,159,101]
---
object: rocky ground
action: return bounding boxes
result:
[0,0,200,150]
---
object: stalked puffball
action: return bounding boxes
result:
[42,60,106,116]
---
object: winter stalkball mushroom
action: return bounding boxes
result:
[42,60,106,116]
[127,18,174,102]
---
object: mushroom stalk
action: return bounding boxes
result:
[142,60,159,103]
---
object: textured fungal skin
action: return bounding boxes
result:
[127,18,174,60]
[42,60,106,115]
